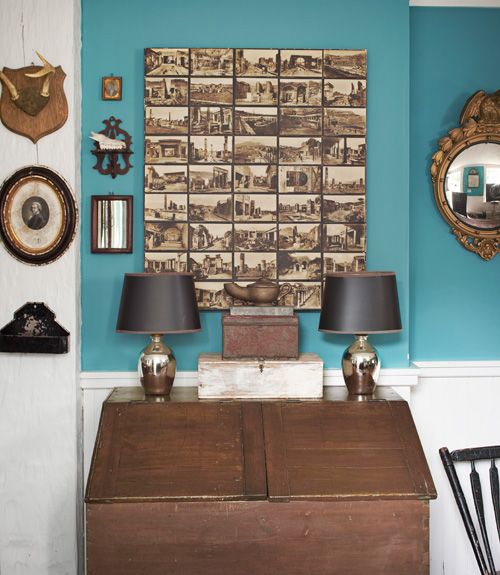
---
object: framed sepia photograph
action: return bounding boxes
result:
[323,50,366,79]
[190,107,233,135]
[145,107,189,135]
[279,195,321,222]
[145,251,187,273]
[145,165,187,193]
[190,223,233,251]
[324,252,365,274]
[190,252,232,280]
[234,165,277,193]
[280,79,322,106]
[190,165,232,193]
[234,136,277,164]
[279,223,321,251]
[279,137,322,164]
[278,251,322,281]
[145,48,189,76]
[323,166,365,194]
[323,223,366,252]
[236,49,278,77]
[235,79,278,106]
[235,252,277,279]
[279,166,321,193]
[280,107,322,136]
[234,107,277,136]
[323,79,366,107]
[145,78,188,106]
[323,195,365,223]
[323,108,366,136]
[234,223,277,251]
[189,194,232,222]
[190,78,233,105]
[145,136,188,164]
[0,166,77,265]
[102,76,122,101]
[190,136,232,163]
[143,47,368,309]
[191,49,233,76]
[144,193,187,221]
[145,222,188,251]
[234,194,277,222]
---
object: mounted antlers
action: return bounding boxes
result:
[24,52,55,98]
[0,52,55,116]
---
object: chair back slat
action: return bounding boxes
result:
[470,463,497,575]
[452,446,500,462]
[440,447,489,574]
[491,462,500,541]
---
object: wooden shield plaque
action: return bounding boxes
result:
[0,65,68,143]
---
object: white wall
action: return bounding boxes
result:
[411,363,500,575]
[0,1,81,574]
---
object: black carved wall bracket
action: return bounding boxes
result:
[91,116,133,178]
[0,302,69,354]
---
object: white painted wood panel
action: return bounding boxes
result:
[411,369,500,575]
[0,1,81,574]
[198,353,324,399]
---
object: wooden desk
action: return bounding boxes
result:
[86,387,436,574]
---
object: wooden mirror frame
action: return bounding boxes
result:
[431,90,500,260]
[91,195,133,253]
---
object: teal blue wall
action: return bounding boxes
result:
[81,0,410,371]
[410,8,500,360]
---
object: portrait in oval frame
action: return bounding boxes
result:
[0,166,77,265]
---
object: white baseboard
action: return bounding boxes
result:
[413,360,500,378]
[80,365,420,390]
[410,0,500,7]
[81,360,500,391]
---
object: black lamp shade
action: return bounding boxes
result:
[116,273,201,334]
[319,272,402,334]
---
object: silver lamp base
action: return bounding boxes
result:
[342,335,380,395]
[139,334,176,396]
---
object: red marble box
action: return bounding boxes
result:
[222,314,299,360]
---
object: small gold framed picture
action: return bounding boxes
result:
[102,76,122,101]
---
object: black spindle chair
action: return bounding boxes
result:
[440,446,500,575]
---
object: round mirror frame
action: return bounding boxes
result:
[431,90,500,260]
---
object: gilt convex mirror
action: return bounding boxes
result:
[431,90,500,260]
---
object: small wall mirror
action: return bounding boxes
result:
[431,90,500,260]
[91,195,133,253]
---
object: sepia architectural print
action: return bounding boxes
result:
[144,48,367,309]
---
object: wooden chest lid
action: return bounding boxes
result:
[85,388,267,503]
[262,388,436,501]
[85,387,436,503]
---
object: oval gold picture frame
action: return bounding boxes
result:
[0,166,77,265]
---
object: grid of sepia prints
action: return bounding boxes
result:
[144,48,367,309]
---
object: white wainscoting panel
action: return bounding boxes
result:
[411,362,500,575]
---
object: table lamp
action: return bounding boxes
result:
[319,272,401,395]
[116,272,201,396]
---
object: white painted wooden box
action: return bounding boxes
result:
[198,353,324,399]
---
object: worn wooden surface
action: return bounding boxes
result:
[198,353,323,398]
[262,399,436,501]
[87,499,430,575]
[86,387,436,574]
[222,314,298,359]
[86,400,267,502]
